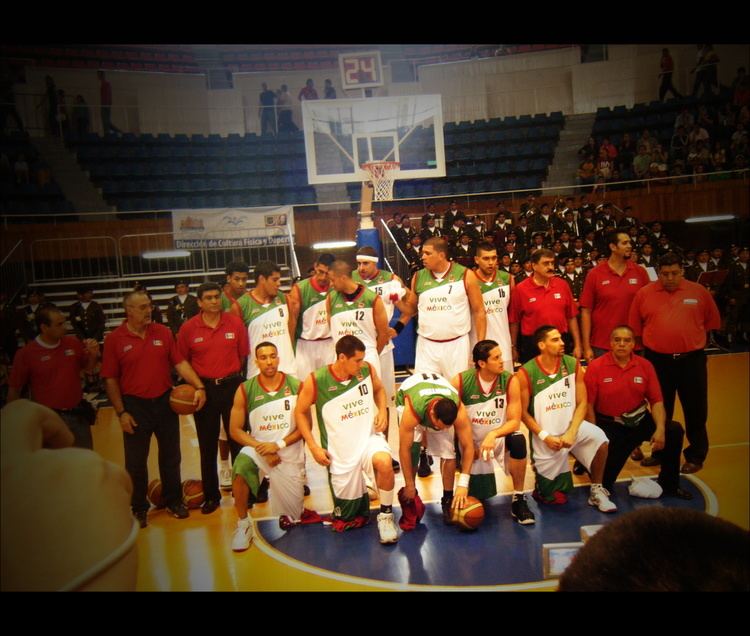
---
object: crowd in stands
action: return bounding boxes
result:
[386,197,749,348]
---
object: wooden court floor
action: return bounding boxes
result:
[91,353,749,591]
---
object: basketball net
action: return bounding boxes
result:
[362,161,400,201]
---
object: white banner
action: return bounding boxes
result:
[172,206,294,249]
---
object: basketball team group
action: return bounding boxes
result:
[8,230,721,551]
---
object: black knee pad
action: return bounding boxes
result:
[507,433,527,460]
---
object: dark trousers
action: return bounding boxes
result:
[596,411,684,492]
[518,331,573,364]
[659,73,682,101]
[57,410,93,450]
[122,391,181,513]
[645,348,709,465]
[193,375,244,501]
[100,105,121,134]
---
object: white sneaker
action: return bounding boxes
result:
[232,521,254,552]
[220,468,232,489]
[588,484,617,513]
[377,512,399,544]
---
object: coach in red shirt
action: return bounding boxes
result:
[102,289,206,528]
[585,325,690,499]
[629,253,721,474]
[8,305,99,449]
[177,282,249,514]
[509,248,581,363]
[580,230,650,361]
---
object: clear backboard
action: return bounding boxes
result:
[301,94,445,185]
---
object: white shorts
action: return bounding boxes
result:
[415,424,456,461]
[329,433,393,501]
[470,436,510,477]
[236,446,306,519]
[296,338,334,381]
[531,420,608,482]
[415,333,471,379]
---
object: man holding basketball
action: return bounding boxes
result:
[450,340,535,525]
[177,283,249,515]
[102,290,206,528]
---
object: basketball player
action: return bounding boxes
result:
[326,259,390,378]
[228,342,309,552]
[406,237,486,379]
[517,325,615,513]
[471,240,515,372]
[287,253,336,381]
[245,261,296,378]
[294,335,399,544]
[396,371,475,524]
[221,261,252,322]
[450,340,535,525]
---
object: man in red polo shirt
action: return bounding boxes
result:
[629,253,721,474]
[8,305,100,449]
[177,282,249,514]
[584,325,691,499]
[580,230,650,361]
[102,290,206,528]
[509,248,581,363]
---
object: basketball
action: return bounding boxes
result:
[170,384,196,415]
[147,479,164,508]
[451,496,485,530]
[182,479,204,509]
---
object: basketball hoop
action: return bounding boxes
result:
[362,161,400,201]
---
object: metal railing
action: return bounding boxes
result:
[30,236,118,283]
[378,219,414,283]
[0,240,27,300]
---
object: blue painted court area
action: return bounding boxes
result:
[257,477,707,587]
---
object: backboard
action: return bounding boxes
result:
[301,94,445,185]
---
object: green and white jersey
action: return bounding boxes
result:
[353,269,405,355]
[396,372,459,430]
[472,270,512,364]
[328,286,378,352]
[414,263,470,340]
[312,362,375,474]
[521,355,578,436]
[246,291,296,377]
[458,368,512,444]
[221,291,252,325]
[243,373,303,464]
[295,277,331,341]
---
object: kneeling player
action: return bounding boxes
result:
[229,342,309,552]
[518,326,616,513]
[450,340,535,525]
[294,335,399,545]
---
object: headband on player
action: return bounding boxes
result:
[356,255,379,263]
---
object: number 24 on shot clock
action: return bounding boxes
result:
[339,51,384,90]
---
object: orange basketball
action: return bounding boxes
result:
[147,479,164,508]
[451,496,485,530]
[182,479,204,509]
[170,384,196,415]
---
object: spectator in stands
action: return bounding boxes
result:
[674,107,695,132]
[276,84,297,133]
[670,125,690,162]
[259,82,277,136]
[710,247,727,269]
[98,71,121,135]
[578,136,597,159]
[298,78,318,101]
[69,286,106,342]
[689,121,711,149]
[561,257,584,302]
[419,215,442,243]
[658,48,682,101]
[711,141,728,172]
[730,123,748,158]
[600,137,618,161]
[649,143,670,180]
[71,95,90,137]
[637,129,657,154]
[618,206,639,230]
[444,199,464,229]
[686,249,717,286]
[731,67,750,110]
[13,154,29,185]
[519,194,537,218]
[691,44,720,99]
[637,242,657,269]
[688,140,711,175]
[513,216,531,248]
[577,154,596,187]
[722,246,750,345]
[166,281,199,337]
[617,133,636,179]
[633,144,652,179]
[596,146,614,182]
[421,202,441,228]
[324,79,336,100]
[405,234,422,274]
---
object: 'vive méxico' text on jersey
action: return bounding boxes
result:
[414,263,470,340]
[522,354,577,436]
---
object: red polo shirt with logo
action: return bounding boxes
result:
[628,279,721,354]
[176,312,248,379]
[579,259,650,349]
[101,322,183,398]
[9,336,87,409]
[509,275,578,336]
[584,351,663,417]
